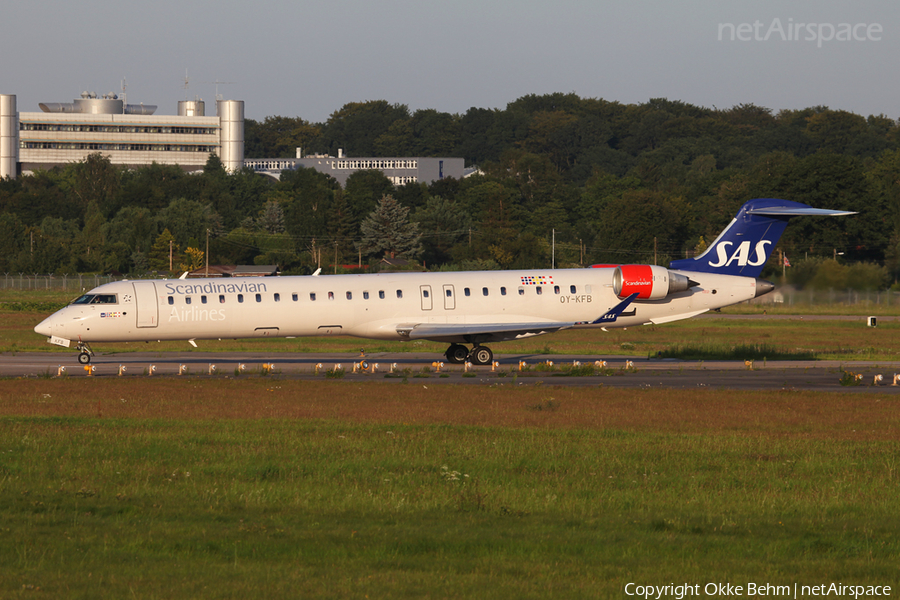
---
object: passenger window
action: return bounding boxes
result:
[219,295,225,303]
[346,291,352,300]
[482,287,488,296]
[186,297,192,305]
[328,292,334,300]
[238,294,244,303]
[274,293,280,302]
[255,293,262,303]
[423,290,429,298]
[396,290,403,299]
[168,297,174,305]
[446,289,452,297]
[500,287,506,296]
[201,295,208,304]
[379,291,385,299]
[585,285,592,293]
[518,287,525,296]
[536,286,542,295]
[310,293,316,301]
[292,293,298,301]
[570,285,577,294]
[363,291,369,300]
[464,288,470,297]
[554,286,560,294]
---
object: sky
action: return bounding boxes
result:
[3,0,898,123]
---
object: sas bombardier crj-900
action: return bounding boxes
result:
[35,199,853,366]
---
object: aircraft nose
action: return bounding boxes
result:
[34,316,53,337]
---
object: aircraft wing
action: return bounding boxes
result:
[396,321,575,344]
[395,295,640,343]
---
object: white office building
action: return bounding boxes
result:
[0,92,244,178]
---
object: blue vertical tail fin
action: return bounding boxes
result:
[669,198,855,278]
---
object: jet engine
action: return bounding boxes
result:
[612,265,694,300]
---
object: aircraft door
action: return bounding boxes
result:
[443,284,455,310]
[420,285,433,311]
[132,281,159,328]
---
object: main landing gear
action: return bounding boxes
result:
[444,344,494,366]
[75,341,95,365]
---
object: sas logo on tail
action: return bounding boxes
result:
[708,240,772,268]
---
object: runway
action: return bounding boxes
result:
[3,351,900,393]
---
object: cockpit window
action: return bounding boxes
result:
[71,294,117,305]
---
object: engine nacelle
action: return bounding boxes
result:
[613,265,693,300]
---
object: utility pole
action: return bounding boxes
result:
[552,229,556,270]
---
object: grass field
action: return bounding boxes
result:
[3,288,900,597]
[1,379,898,598]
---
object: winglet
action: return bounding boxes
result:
[591,293,639,324]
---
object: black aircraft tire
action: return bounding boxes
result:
[446,344,469,364]
[470,346,493,366]
[78,352,91,365]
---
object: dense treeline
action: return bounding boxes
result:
[2,94,900,289]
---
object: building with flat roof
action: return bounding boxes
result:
[244,152,466,186]
[0,92,244,178]
[1,91,469,186]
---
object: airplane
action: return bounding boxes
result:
[34,198,854,366]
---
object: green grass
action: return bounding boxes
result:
[655,343,817,361]
[2,414,898,598]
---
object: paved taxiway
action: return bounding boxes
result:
[3,352,900,393]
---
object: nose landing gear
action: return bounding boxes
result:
[444,344,494,366]
[75,342,94,365]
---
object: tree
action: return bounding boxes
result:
[148,229,179,272]
[63,153,121,217]
[413,196,472,266]
[358,195,422,260]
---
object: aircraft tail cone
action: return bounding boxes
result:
[755,279,775,297]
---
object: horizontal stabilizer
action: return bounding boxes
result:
[747,206,857,217]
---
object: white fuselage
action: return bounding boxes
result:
[35,268,759,346]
